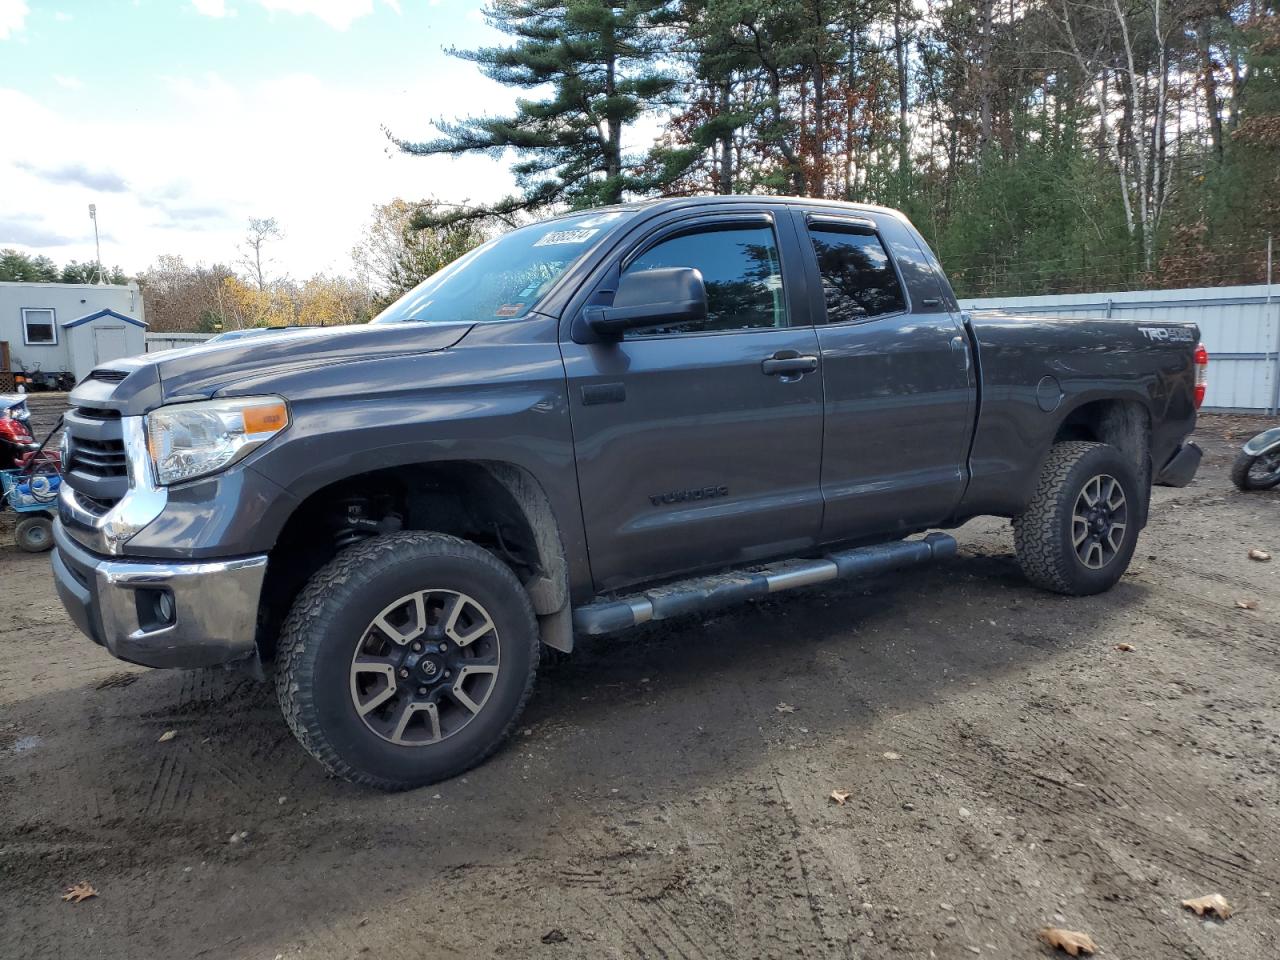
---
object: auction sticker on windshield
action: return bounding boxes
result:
[534,228,599,246]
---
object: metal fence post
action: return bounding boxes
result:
[1269,236,1279,416]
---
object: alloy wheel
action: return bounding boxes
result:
[349,589,501,746]
[1072,473,1128,570]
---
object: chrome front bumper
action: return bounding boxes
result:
[52,521,268,670]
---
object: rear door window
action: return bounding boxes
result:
[807,228,906,323]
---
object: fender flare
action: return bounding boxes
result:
[1243,426,1280,457]
[478,462,574,653]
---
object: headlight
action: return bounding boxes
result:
[146,396,289,485]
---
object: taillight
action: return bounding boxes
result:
[0,419,32,442]
[1193,342,1209,409]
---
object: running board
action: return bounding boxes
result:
[572,532,957,636]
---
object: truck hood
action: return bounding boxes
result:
[70,321,474,416]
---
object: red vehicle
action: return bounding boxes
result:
[0,398,59,471]
[0,398,35,468]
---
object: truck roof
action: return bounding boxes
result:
[543,194,909,224]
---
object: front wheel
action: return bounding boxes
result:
[1230,449,1280,491]
[276,532,539,790]
[1013,441,1142,596]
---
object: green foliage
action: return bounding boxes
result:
[196,307,223,334]
[0,249,59,282]
[389,0,676,224]
[351,199,487,309]
[0,248,129,284]
[412,0,1279,294]
[921,119,1140,297]
[59,260,129,284]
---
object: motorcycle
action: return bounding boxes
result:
[1231,425,1280,491]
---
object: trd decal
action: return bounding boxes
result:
[650,485,729,507]
[1138,326,1195,343]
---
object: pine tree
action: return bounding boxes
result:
[391,0,676,224]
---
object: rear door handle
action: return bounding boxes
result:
[761,353,819,377]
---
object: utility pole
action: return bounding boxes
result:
[1268,234,1279,416]
[88,203,103,284]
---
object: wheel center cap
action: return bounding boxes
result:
[420,658,440,678]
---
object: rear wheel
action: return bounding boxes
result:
[1230,449,1280,491]
[1013,441,1141,596]
[15,515,53,553]
[276,532,539,790]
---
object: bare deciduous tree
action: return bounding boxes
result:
[239,217,284,291]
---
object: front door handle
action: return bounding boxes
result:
[761,353,819,377]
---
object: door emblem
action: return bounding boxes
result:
[649,485,729,507]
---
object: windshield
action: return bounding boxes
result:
[372,210,633,325]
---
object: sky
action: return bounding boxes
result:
[0,0,528,279]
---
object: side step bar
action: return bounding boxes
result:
[572,532,957,636]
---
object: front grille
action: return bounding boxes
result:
[63,404,129,507]
[69,437,127,476]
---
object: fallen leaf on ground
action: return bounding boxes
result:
[1236,599,1258,610]
[1037,927,1097,956]
[1248,549,1271,562]
[541,929,568,944]
[1181,893,1233,919]
[157,730,176,743]
[775,702,796,714]
[62,882,97,903]
[1114,643,1135,652]
[882,751,902,761]
[829,789,851,805]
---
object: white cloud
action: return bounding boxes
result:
[194,0,403,30]
[0,0,29,40]
[55,10,72,22]
[254,0,372,30]
[0,72,518,278]
[191,0,229,16]
[53,74,83,89]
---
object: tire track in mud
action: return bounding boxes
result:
[890,700,1280,895]
[532,784,863,960]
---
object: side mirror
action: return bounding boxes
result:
[584,267,707,338]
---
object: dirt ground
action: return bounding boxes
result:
[1,401,1277,960]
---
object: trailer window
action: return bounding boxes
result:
[22,308,57,345]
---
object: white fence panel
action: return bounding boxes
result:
[145,332,214,353]
[959,284,1280,412]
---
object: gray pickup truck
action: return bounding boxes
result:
[51,197,1205,789]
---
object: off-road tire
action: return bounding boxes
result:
[1013,441,1141,596]
[15,515,53,553]
[276,532,539,790]
[1230,450,1280,491]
